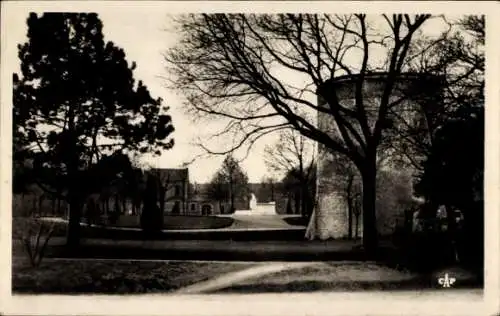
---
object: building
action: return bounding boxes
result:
[186,183,231,215]
[186,183,250,215]
[149,168,189,215]
[149,168,253,216]
[307,73,443,240]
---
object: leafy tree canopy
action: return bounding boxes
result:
[208,155,250,205]
[13,12,175,200]
[414,103,484,212]
[13,13,175,245]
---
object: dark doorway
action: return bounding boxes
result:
[201,204,212,216]
[172,201,181,215]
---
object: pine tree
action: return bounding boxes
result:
[13,13,174,246]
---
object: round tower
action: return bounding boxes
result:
[307,73,444,240]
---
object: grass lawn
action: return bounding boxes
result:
[112,215,234,230]
[13,216,305,242]
[210,262,483,293]
[12,215,234,239]
[11,256,256,294]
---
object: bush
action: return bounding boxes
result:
[20,217,56,267]
[171,202,180,215]
[140,203,163,234]
[456,203,483,273]
[140,175,163,234]
[390,220,474,273]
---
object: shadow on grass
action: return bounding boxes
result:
[282,216,309,227]
[78,227,306,241]
[46,242,363,261]
[13,215,236,240]
[11,257,254,295]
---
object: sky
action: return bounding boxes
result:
[5,4,457,184]
[7,9,285,183]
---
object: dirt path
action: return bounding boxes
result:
[174,261,483,294]
[174,261,321,294]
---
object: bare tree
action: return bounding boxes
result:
[207,171,230,212]
[259,176,277,202]
[384,15,484,171]
[165,14,468,253]
[264,128,315,218]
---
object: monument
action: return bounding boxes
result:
[249,193,257,210]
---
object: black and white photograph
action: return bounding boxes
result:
[1,1,498,315]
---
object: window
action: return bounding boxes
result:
[175,185,181,197]
[191,203,196,211]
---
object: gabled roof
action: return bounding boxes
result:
[149,168,189,182]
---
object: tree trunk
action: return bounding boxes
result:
[347,176,354,240]
[114,195,120,213]
[301,183,308,219]
[298,160,305,218]
[105,198,109,215]
[294,188,300,215]
[67,196,82,247]
[361,159,378,256]
[355,213,359,240]
[17,192,24,217]
[303,185,312,219]
[286,197,293,214]
[122,197,127,215]
[348,199,353,240]
[159,188,166,214]
[66,108,82,248]
[32,195,36,215]
[229,180,234,211]
[38,195,44,216]
[66,155,82,246]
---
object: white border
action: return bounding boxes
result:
[1,2,499,315]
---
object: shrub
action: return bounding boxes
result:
[171,202,180,215]
[140,203,163,234]
[20,217,55,268]
[390,217,464,273]
[140,175,163,234]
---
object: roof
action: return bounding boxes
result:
[319,72,445,92]
[149,168,189,182]
[190,183,213,199]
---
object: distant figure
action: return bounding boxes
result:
[249,193,257,210]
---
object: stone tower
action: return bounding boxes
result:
[306,73,443,240]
